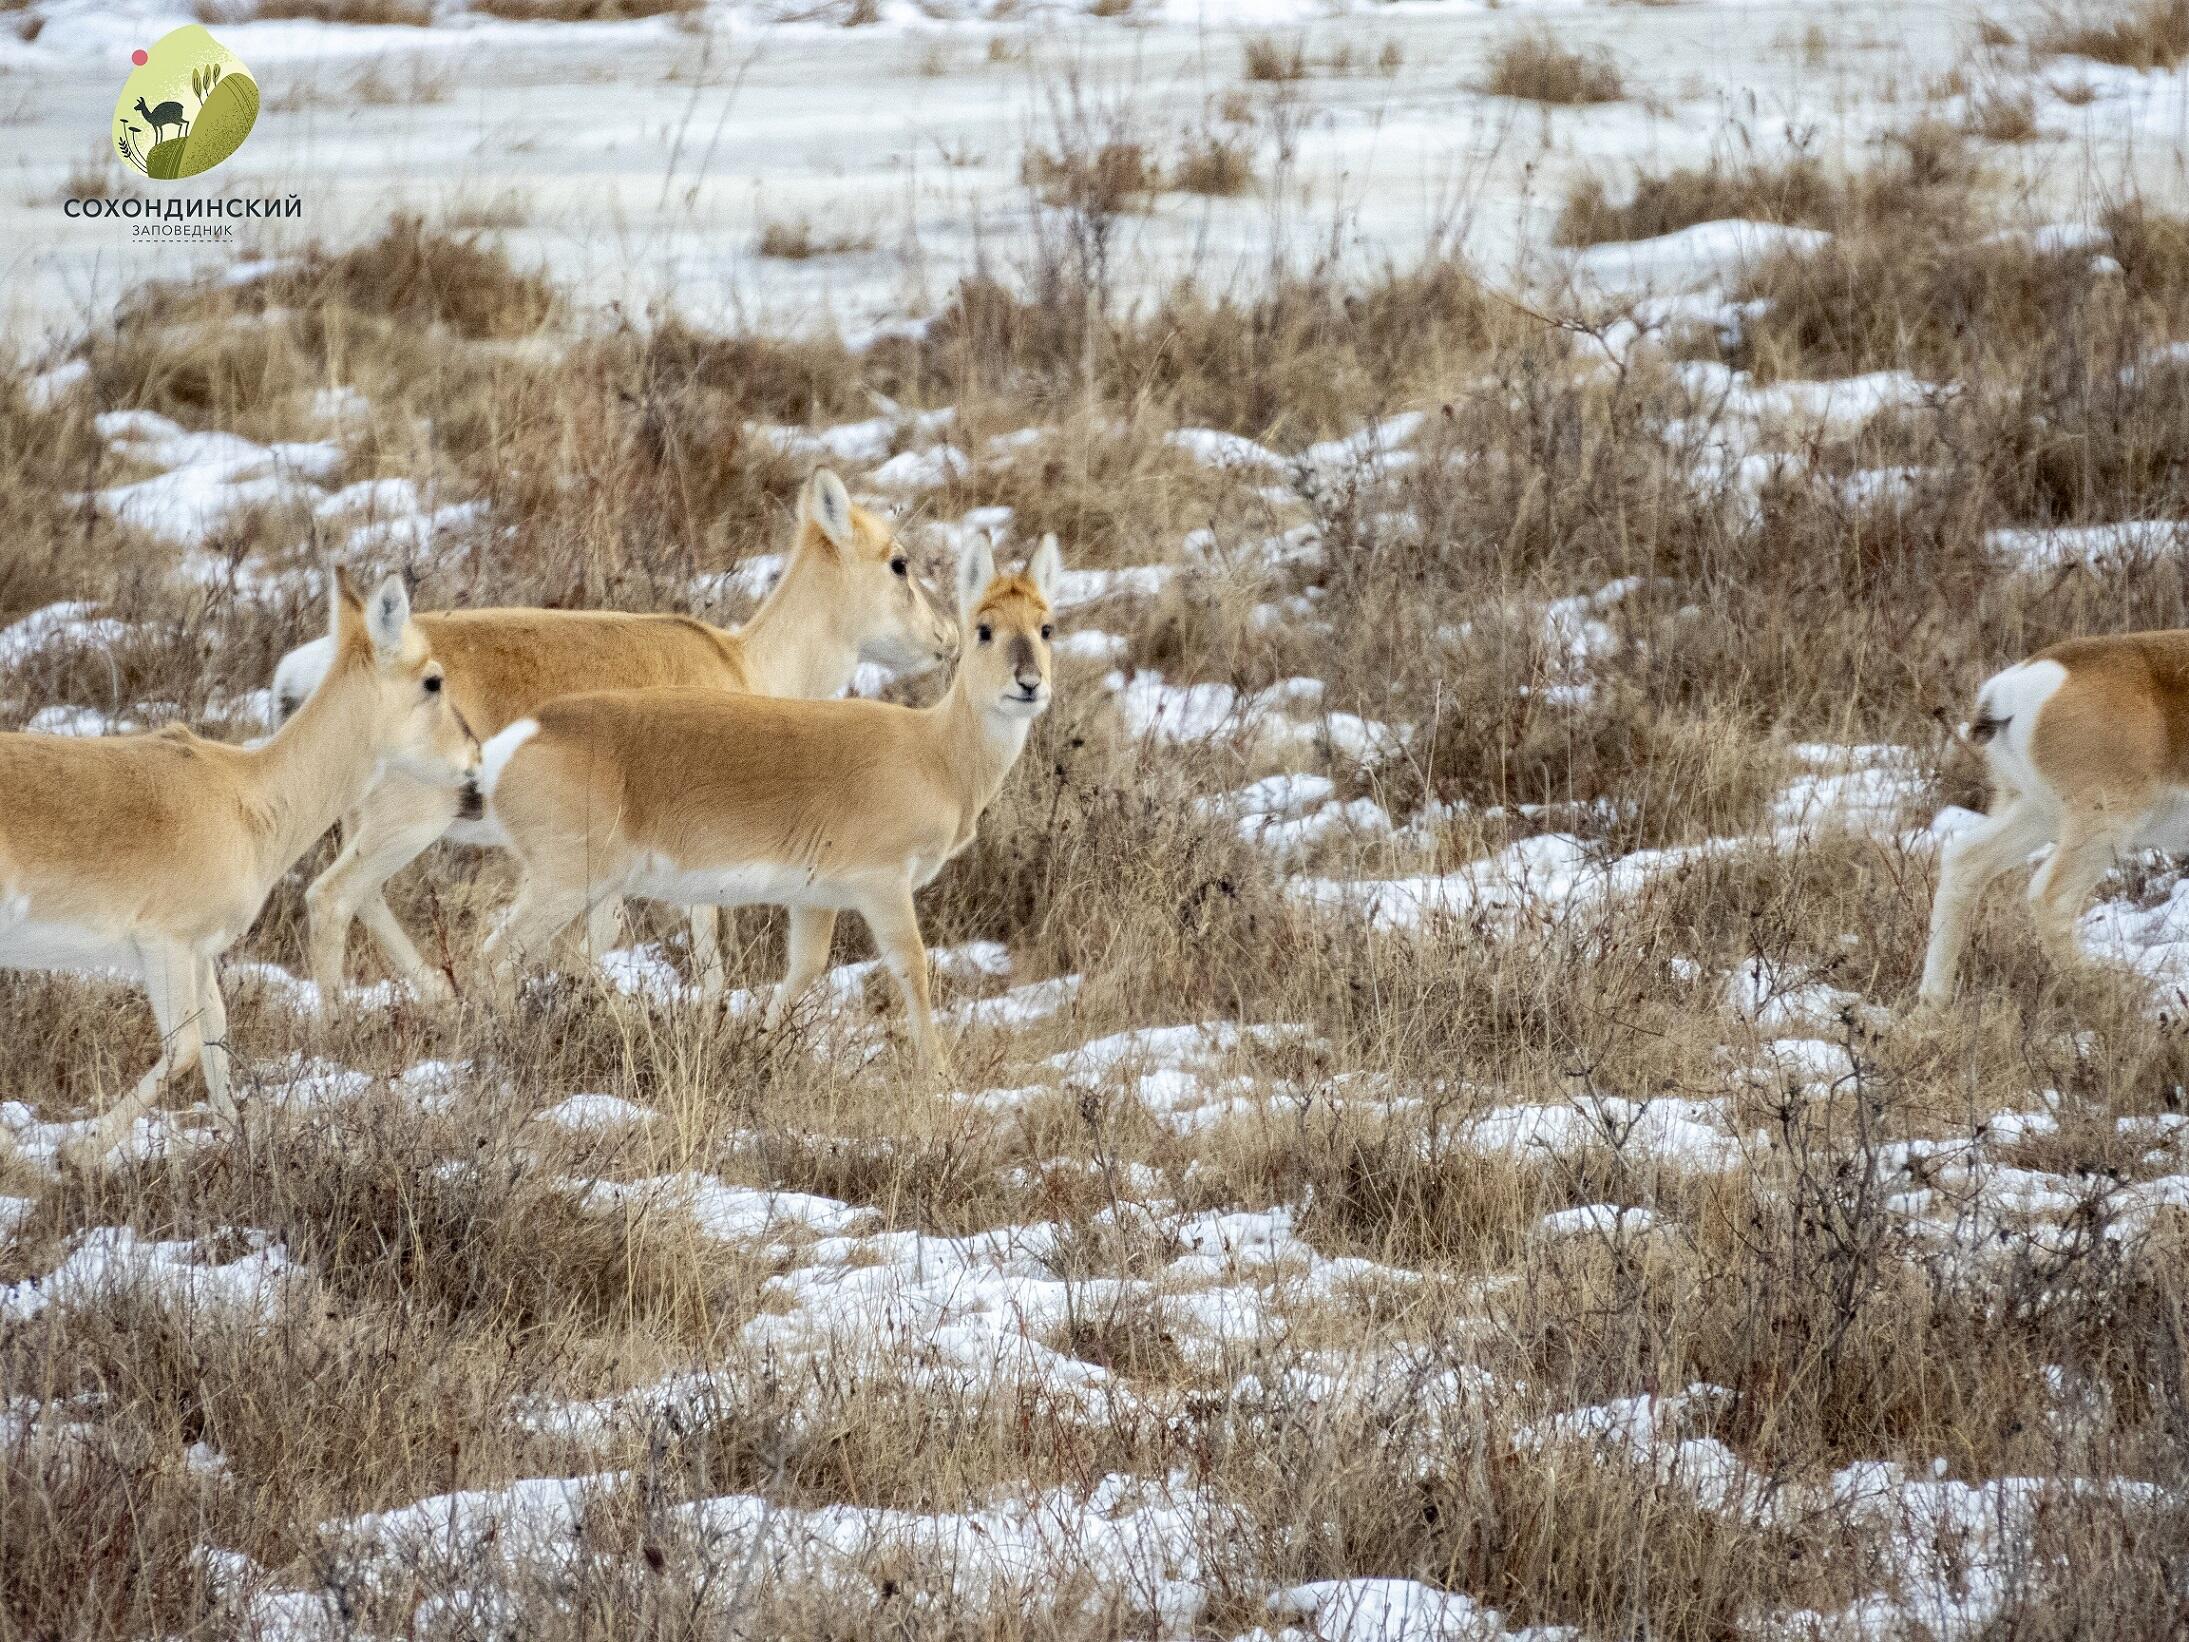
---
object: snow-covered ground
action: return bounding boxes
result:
[8,0,2189,1635]
[6,0,2187,346]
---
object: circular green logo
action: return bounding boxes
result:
[112,26,260,181]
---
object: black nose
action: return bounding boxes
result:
[457,779,484,822]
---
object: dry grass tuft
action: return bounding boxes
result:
[205,0,433,23]
[1169,135,1256,197]
[1484,29,1624,105]
[753,216,880,259]
[2036,0,2189,69]
[1241,33,1308,82]
[469,0,697,17]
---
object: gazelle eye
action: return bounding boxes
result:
[1040,624,1054,641]
[976,624,993,644]
[423,674,443,694]
[890,557,909,578]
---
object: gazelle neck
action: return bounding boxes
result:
[930,669,1035,822]
[735,548,864,700]
[242,650,389,879]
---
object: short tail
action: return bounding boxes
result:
[1965,704,2008,746]
[476,718,543,808]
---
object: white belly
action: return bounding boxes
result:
[442,816,506,849]
[0,916,139,980]
[629,857,834,910]
[2132,791,2189,853]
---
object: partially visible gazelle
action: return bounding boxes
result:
[0,572,478,1167]
[480,533,1063,1072]
[270,470,957,1002]
[1921,633,2189,1004]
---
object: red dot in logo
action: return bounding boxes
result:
[131,48,148,64]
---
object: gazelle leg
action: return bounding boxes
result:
[2028,807,2129,976]
[483,874,592,983]
[584,897,623,961]
[858,885,948,1076]
[305,780,458,1002]
[766,907,840,1030]
[688,905,726,1000]
[71,939,204,1166]
[196,956,239,1132]
[1919,796,2054,1005]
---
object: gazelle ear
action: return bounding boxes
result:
[330,565,366,650]
[365,573,411,662]
[1028,533,1063,604]
[956,534,997,626]
[802,468,857,555]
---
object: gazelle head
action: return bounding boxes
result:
[331,570,482,797]
[955,533,1061,721]
[795,468,959,673]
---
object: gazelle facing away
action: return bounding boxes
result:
[480,533,1063,1071]
[1921,632,2189,1005]
[0,573,477,1167]
[270,470,957,1004]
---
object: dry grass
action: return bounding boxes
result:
[1169,135,1255,197]
[1484,29,1624,105]
[2035,0,2189,70]
[1966,84,2040,142]
[1241,33,1308,83]
[468,0,697,17]
[7,127,2189,1640]
[204,0,434,24]
[753,217,879,259]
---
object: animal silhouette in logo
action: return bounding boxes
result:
[134,94,187,145]
[111,26,258,181]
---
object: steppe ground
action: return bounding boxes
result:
[6,0,2189,1637]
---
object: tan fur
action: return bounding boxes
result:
[0,573,477,1168]
[482,537,1063,1072]
[296,470,957,1001]
[1922,631,2189,1004]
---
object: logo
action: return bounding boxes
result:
[111,25,259,181]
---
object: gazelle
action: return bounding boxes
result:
[480,533,1062,1071]
[271,470,957,1003]
[0,572,477,1168]
[1920,632,2189,1005]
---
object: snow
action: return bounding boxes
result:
[584,1174,877,1241]
[0,1226,296,1321]
[1536,1203,1658,1239]
[535,1092,657,1131]
[1462,1095,1743,1171]
[1168,427,1288,474]
[0,602,130,668]
[1271,1578,1578,1641]
[1567,220,1832,294]
[1984,518,2189,569]
[869,444,970,490]
[1674,360,1942,432]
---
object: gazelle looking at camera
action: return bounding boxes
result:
[1921,632,2189,1005]
[480,533,1063,1073]
[0,573,477,1168]
[270,470,957,1003]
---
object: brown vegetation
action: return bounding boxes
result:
[6,127,2189,1640]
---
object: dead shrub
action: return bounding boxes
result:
[1484,30,1624,105]
[1241,34,1308,82]
[1169,136,1255,197]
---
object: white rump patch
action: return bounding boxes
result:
[478,718,542,802]
[270,634,333,723]
[1975,658,2067,799]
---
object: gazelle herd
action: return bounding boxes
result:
[0,458,2174,1171]
[0,470,1036,1171]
